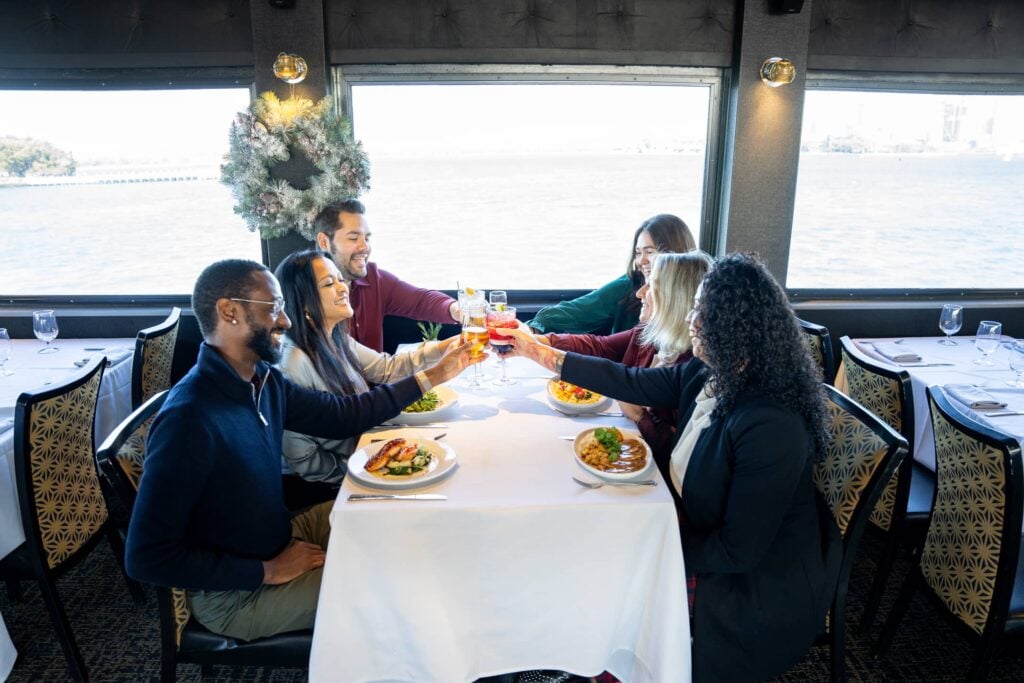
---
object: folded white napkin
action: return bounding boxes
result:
[0,418,12,433]
[945,384,1007,410]
[871,342,922,364]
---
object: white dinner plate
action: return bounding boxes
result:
[391,385,459,425]
[546,379,612,415]
[573,427,653,481]
[348,437,457,490]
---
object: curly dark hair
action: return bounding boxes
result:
[697,253,829,456]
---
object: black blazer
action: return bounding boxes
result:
[563,353,840,682]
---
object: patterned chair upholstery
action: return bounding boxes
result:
[0,357,141,681]
[97,390,312,683]
[799,318,835,384]
[813,384,908,683]
[838,335,935,632]
[131,307,180,410]
[877,387,1024,681]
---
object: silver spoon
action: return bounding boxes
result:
[572,477,656,489]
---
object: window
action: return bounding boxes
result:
[788,83,1024,290]
[0,87,260,297]
[338,66,718,290]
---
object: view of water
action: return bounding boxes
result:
[1,153,1022,295]
[789,153,1024,289]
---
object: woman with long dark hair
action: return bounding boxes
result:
[510,253,839,682]
[275,249,460,487]
[527,214,696,335]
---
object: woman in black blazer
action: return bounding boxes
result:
[510,253,841,682]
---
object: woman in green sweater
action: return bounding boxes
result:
[527,213,696,335]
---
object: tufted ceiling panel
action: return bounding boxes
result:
[0,0,254,68]
[324,0,736,66]
[808,0,1024,72]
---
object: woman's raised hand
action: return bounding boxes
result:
[503,322,566,375]
[424,338,487,386]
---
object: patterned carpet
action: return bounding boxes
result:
[2,532,1022,682]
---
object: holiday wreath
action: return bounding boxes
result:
[221,91,370,240]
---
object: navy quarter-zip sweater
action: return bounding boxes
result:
[125,342,422,592]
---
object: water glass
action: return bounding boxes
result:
[937,304,962,345]
[0,328,12,376]
[974,320,1002,366]
[489,290,508,309]
[32,310,59,354]
[1008,340,1024,387]
[458,288,486,316]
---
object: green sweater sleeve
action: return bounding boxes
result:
[528,275,636,335]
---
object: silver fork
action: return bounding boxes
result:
[572,476,656,489]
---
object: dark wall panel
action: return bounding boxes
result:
[324,0,736,66]
[0,0,254,68]
[808,0,1024,71]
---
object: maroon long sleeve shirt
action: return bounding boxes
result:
[347,262,456,352]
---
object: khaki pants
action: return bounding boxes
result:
[189,501,332,641]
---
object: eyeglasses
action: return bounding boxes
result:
[230,297,286,318]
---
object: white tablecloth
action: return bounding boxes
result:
[0,338,135,561]
[309,355,690,683]
[848,336,1022,472]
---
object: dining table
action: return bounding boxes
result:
[0,337,135,678]
[308,353,691,683]
[836,335,1023,473]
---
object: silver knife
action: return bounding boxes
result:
[896,363,954,368]
[982,411,1024,418]
[347,493,447,501]
[376,423,448,428]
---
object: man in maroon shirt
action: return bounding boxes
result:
[313,200,459,351]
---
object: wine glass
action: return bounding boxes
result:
[487,304,517,386]
[460,303,489,388]
[0,328,12,376]
[489,290,508,310]
[937,304,962,345]
[1008,340,1024,387]
[974,320,1002,366]
[32,310,59,354]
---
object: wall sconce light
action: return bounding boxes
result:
[273,52,308,84]
[760,57,796,87]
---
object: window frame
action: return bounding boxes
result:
[0,66,255,307]
[788,71,1024,302]
[331,63,726,261]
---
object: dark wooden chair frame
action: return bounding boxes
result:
[876,387,1023,682]
[799,318,836,384]
[838,335,935,633]
[130,307,180,410]
[0,357,142,681]
[819,384,909,683]
[97,390,312,683]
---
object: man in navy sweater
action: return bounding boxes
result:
[126,259,479,640]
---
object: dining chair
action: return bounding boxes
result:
[131,307,180,410]
[97,391,313,683]
[813,384,909,683]
[0,357,142,681]
[799,318,835,384]
[876,386,1024,682]
[838,336,936,632]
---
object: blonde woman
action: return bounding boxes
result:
[528,250,713,460]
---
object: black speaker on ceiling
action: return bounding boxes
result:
[768,0,804,13]
[269,0,296,8]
